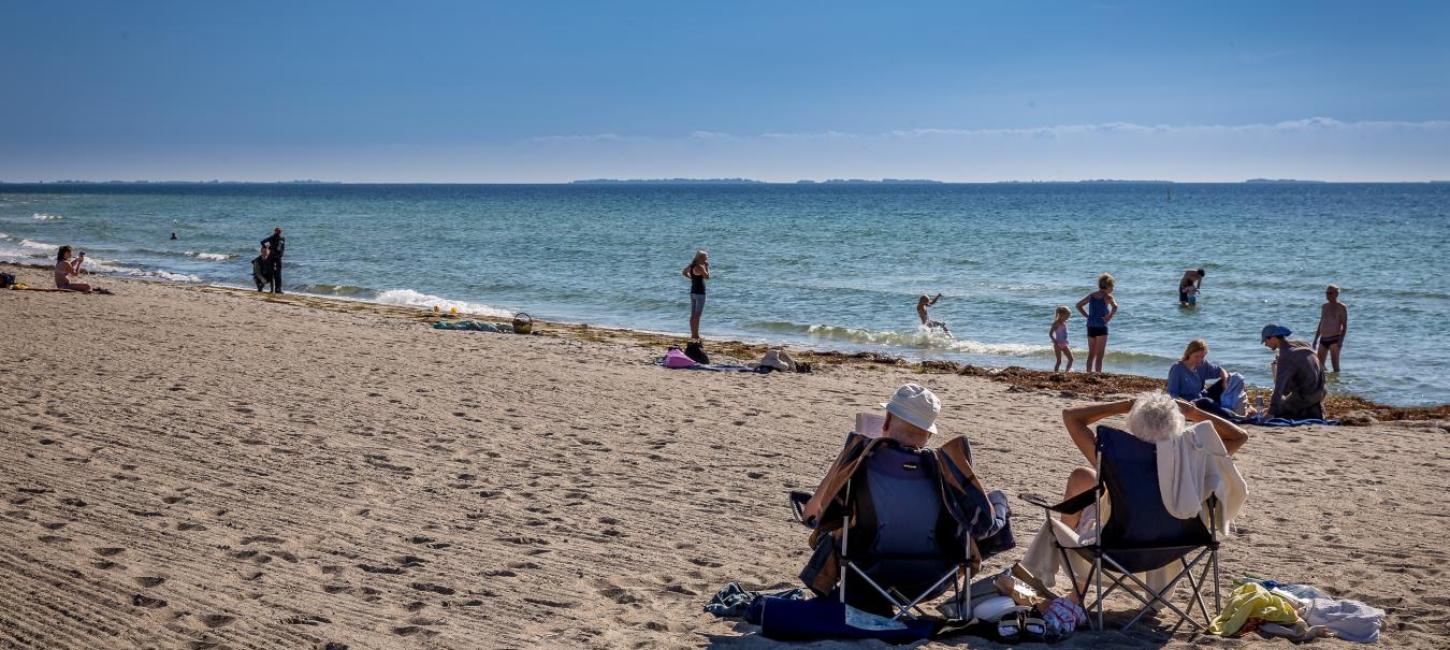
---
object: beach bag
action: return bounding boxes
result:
[512,312,533,335]
[664,348,698,369]
[0,273,14,289]
[684,341,710,364]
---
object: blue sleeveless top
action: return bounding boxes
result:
[1087,294,1109,328]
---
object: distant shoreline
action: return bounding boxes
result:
[4,260,1444,421]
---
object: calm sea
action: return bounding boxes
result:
[2,182,1446,406]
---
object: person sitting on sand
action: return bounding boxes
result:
[1313,284,1348,373]
[1167,339,1246,417]
[917,293,952,337]
[251,242,273,292]
[53,246,103,293]
[1179,268,1206,306]
[1075,273,1118,374]
[1023,392,1248,601]
[1261,324,1327,420]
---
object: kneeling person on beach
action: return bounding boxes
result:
[1261,324,1327,420]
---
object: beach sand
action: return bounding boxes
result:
[2,265,1447,649]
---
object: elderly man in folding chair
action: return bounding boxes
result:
[786,384,1014,634]
[1020,392,1249,634]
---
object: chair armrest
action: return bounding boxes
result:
[1018,487,1100,514]
[788,490,813,526]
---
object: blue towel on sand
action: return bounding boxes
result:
[1226,414,1338,427]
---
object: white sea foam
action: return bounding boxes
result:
[184,251,232,261]
[79,257,202,282]
[20,239,59,253]
[374,288,514,318]
[32,213,63,221]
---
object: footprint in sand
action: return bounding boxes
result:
[131,594,168,609]
[197,614,236,628]
[133,576,167,588]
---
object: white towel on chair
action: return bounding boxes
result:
[1156,421,1247,535]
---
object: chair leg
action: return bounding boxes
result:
[1212,547,1221,613]
[1104,555,1206,633]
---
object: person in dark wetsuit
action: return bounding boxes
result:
[682,249,709,340]
[261,227,286,294]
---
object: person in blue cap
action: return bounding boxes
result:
[1261,324,1326,419]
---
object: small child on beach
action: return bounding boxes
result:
[917,293,952,338]
[1050,306,1073,372]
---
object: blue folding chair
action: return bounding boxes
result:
[1025,426,1221,633]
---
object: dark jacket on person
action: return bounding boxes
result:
[262,233,286,258]
[1270,339,1326,419]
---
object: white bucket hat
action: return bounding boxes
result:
[881,383,941,434]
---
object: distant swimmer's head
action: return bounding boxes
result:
[1326,284,1340,299]
[1054,305,1071,322]
[274,227,283,235]
[1098,273,1115,291]
[57,245,72,261]
[1125,391,1185,443]
[692,249,708,265]
[1196,268,1206,278]
[918,294,931,306]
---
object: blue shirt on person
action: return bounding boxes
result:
[1167,359,1223,400]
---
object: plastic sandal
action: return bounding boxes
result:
[996,614,1022,642]
[1023,616,1048,642]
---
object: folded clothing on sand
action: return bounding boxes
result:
[432,320,513,333]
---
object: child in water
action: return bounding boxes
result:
[917,293,952,338]
[1050,306,1073,372]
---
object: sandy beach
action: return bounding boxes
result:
[2,265,1447,649]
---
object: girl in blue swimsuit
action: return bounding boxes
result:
[1075,273,1118,373]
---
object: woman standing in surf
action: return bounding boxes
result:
[1075,273,1118,373]
[683,250,709,340]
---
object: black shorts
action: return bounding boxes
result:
[1319,335,1342,347]
[1087,325,1109,338]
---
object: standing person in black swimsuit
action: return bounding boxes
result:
[682,249,709,340]
[261,227,286,294]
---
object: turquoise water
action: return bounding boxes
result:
[2,182,1446,405]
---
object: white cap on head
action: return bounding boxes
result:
[881,383,941,434]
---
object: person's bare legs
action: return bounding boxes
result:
[66,283,93,293]
[1329,342,1342,373]
[1087,335,1106,373]
[1064,348,1074,372]
[1054,348,1064,372]
[1061,466,1098,603]
[1316,344,1329,369]
[1060,467,1098,530]
[1096,335,1108,373]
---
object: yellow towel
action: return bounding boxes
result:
[1209,583,1303,636]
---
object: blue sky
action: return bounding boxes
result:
[2,1,1447,181]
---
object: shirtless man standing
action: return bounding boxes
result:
[1313,284,1348,373]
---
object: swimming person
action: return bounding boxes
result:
[1261,324,1327,420]
[1313,284,1348,373]
[682,249,709,340]
[917,293,952,337]
[53,246,98,293]
[1179,268,1206,305]
[261,227,286,294]
[1075,273,1118,374]
[1050,305,1072,372]
[251,242,273,292]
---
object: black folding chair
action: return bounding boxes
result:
[1023,425,1221,634]
[792,440,981,621]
